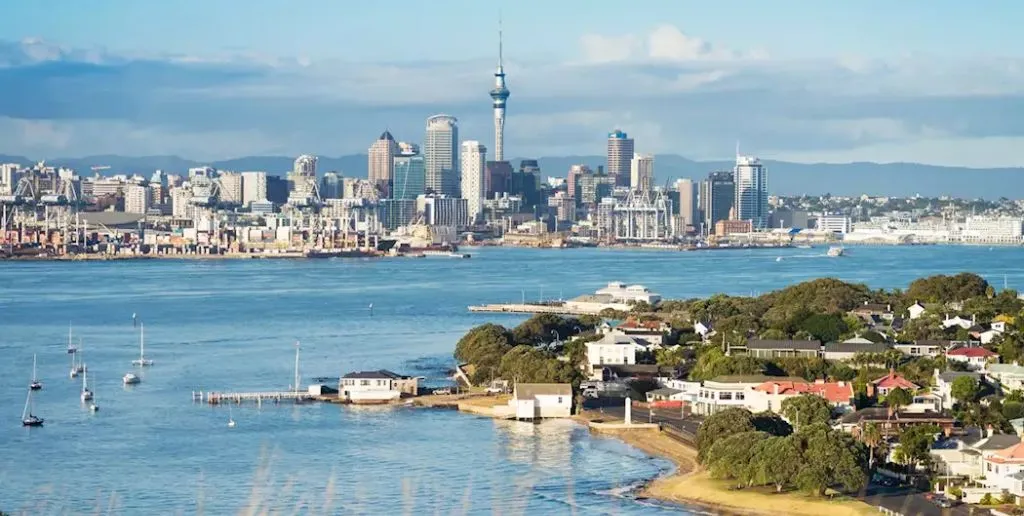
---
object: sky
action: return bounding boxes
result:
[1,0,1023,167]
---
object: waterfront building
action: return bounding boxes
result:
[748,379,857,414]
[368,130,399,197]
[339,370,418,404]
[630,153,654,192]
[817,215,852,234]
[672,178,697,230]
[424,115,459,196]
[393,148,426,201]
[416,194,468,228]
[320,172,343,200]
[124,185,150,214]
[734,154,768,229]
[217,172,243,205]
[695,375,779,416]
[485,161,513,198]
[509,383,572,420]
[547,191,575,223]
[606,130,634,188]
[380,198,417,230]
[715,218,753,237]
[482,193,523,225]
[460,141,487,224]
[700,171,735,235]
[239,171,268,208]
[490,24,510,162]
[584,333,644,379]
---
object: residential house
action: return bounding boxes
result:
[850,302,895,322]
[931,428,1021,480]
[584,333,647,379]
[871,371,920,396]
[747,379,856,415]
[987,363,1024,392]
[908,302,927,320]
[739,339,822,359]
[945,345,997,370]
[509,383,572,420]
[646,387,686,403]
[943,314,975,330]
[694,320,714,340]
[981,441,1024,498]
[904,390,944,413]
[934,369,987,407]
[893,340,948,358]
[969,323,1006,345]
[838,407,955,438]
[694,375,804,415]
[340,370,419,404]
[659,379,701,406]
[822,340,891,362]
[606,317,671,347]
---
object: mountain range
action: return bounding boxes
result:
[1,153,1020,198]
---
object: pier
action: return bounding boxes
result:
[468,303,603,316]
[192,390,314,404]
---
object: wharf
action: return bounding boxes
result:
[468,303,603,316]
[192,390,314,404]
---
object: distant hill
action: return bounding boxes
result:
[1,153,1020,198]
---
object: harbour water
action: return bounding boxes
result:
[2,245,1023,514]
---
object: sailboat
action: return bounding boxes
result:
[69,347,84,378]
[132,323,153,367]
[66,323,77,354]
[30,354,42,390]
[227,407,236,428]
[80,367,93,402]
[22,383,43,426]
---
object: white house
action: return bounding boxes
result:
[974,323,1006,345]
[510,383,572,420]
[694,320,714,340]
[987,363,1024,392]
[893,340,946,358]
[905,391,945,413]
[340,370,418,404]
[594,282,662,305]
[747,379,857,415]
[945,345,997,370]
[932,430,1021,481]
[584,333,647,379]
[908,302,927,320]
[981,441,1024,497]
[934,370,987,407]
[694,375,802,416]
[943,315,975,330]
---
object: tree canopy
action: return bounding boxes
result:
[497,345,580,386]
[696,407,756,462]
[950,375,980,405]
[905,273,989,304]
[454,323,514,384]
[781,394,834,429]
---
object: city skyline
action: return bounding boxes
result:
[2,2,1024,167]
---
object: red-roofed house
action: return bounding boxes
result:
[983,441,1024,497]
[871,371,919,396]
[946,346,998,370]
[747,379,856,414]
[600,317,671,346]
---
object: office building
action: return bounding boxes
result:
[416,194,468,227]
[218,172,243,205]
[548,191,575,223]
[630,153,654,192]
[460,141,487,224]
[266,175,289,204]
[0,163,18,194]
[700,171,735,235]
[424,115,459,196]
[607,130,634,188]
[578,172,615,206]
[320,172,343,200]
[511,159,540,209]
[673,178,698,229]
[817,215,852,234]
[240,171,268,206]
[393,144,426,200]
[289,154,319,205]
[124,185,150,214]
[485,161,513,198]
[566,164,591,206]
[368,130,399,196]
[380,198,418,230]
[734,155,769,229]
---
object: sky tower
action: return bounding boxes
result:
[490,18,510,162]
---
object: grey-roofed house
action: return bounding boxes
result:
[931,428,1022,479]
[340,369,419,404]
[510,383,572,420]
[894,340,948,358]
[935,369,988,408]
[741,339,821,359]
[822,341,892,361]
[646,387,683,403]
[838,407,956,438]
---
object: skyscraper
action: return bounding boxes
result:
[240,171,268,206]
[734,154,769,229]
[630,153,654,192]
[289,154,319,204]
[490,20,510,162]
[606,130,634,188]
[460,141,487,223]
[217,171,243,205]
[424,115,459,196]
[700,171,735,234]
[673,178,697,228]
[368,130,399,196]
[566,164,591,206]
[393,142,425,200]
[320,172,342,199]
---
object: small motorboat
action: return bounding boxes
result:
[123,373,141,385]
[89,403,99,413]
[827,246,844,257]
[775,256,783,262]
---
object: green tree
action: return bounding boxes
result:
[654,346,687,367]
[453,323,514,384]
[696,407,755,462]
[896,424,940,468]
[771,357,829,381]
[759,328,788,340]
[950,375,980,405]
[705,431,771,487]
[688,347,765,381]
[497,345,580,386]
[860,423,883,469]
[791,423,869,495]
[886,387,913,416]
[750,436,803,492]
[751,411,793,437]
[797,313,848,343]
[781,394,834,429]
[906,273,990,304]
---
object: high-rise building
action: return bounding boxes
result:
[416,194,468,227]
[490,22,510,162]
[289,154,319,205]
[149,170,167,208]
[511,160,540,209]
[607,130,634,188]
[368,130,399,196]
[460,141,487,223]
[393,143,426,200]
[566,164,591,207]
[240,171,268,206]
[124,185,150,214]
[424,115,459,196]
[0,163,18,194]
[700,171,735,234]
[320,172,343,199]
[630,153,654,192]
[380,198,418,230]
[674,178,697,228]
[734,155,768,229]
[485,161,513,198]
[548,191,575,223]
[218,171,243,205]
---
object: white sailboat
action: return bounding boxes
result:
[66,323,77,354]
[22,388,44,426]
[30,354,42,390]
[80,367,93,402]
[132,323,153,366]
[69,347,84,378]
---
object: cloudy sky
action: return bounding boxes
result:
[1,0,1023,167]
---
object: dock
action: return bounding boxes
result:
[192,390,314,404]
[468,303,603,316]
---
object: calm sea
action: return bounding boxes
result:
[1,245,1022,514]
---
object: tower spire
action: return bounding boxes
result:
[498,11,504,71]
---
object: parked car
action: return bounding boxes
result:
[933,496,953,508]
[433,387,451,395]
[485,386,504,394]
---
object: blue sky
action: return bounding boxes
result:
[1,1,1023,167]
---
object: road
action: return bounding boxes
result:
[860,485,983,516]
[582,397,701,437]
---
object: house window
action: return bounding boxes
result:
[719,392,733,400]
[736,392,745,401]
[558,397,563,404]
[360,380,369,386]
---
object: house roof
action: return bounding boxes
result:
[753,380,854,404]
[938,371,984,384]
[852,303,892,313]
[839,407,954,425]
[648,387,683,397]
[342,369,409,379]
[946,347,997,358]
[708,374,806,384]
[910,340,951,348]
[976,434,1022,450]
[989,364,1024,376]
[872,371,920,390]
[746,339,822,350]
[619,317,667,330]
[590,333,644,347]
[824,342,891,354]
[515,383,572,399]
[988,441,1024,464]
[891,317,905,331]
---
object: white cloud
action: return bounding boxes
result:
[579,25,765,64]
[578,34,641,64]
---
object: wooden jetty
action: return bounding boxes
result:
[192,391,313,405]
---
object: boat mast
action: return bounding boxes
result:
[23,389,31,419]
[32,354,37,382]
[140,323,145,360]
[294,341,300,394]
